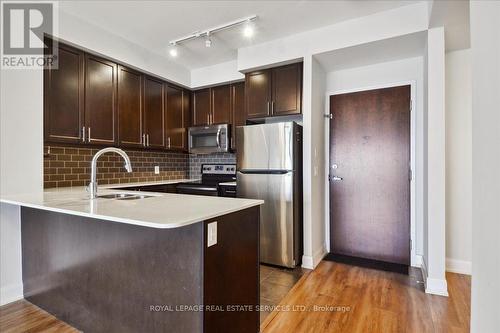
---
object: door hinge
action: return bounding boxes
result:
[324,113,333,119]
[410,239,413,250]
[409,169,413,181]
[410,100,413,112]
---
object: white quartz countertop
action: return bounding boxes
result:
[0,186,263,229]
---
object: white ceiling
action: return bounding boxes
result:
[60,0,422,70]
[314,31,427,72]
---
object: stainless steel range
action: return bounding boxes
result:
[176,164,236,197]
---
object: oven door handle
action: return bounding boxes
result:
[216,128,221,148]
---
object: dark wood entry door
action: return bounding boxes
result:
[329,85,410,265]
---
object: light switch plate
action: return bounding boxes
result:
[207,222,217,247]
[154,166,160,174]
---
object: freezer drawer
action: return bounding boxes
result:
[237,171,296,267]
[236,122,295,171]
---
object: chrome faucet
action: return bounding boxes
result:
[88,147,132,199]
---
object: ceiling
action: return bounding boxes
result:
[60,0,422,70]
[314,31,427,72]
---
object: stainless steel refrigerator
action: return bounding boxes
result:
[236,122,302,268]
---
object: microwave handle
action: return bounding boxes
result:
[216,128,221,148]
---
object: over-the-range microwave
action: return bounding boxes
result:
[188,124,230,154]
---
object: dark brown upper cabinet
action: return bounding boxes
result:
[44,42,84,144]
[245,62,302,119]
[245,70,272,119]
[211,85,231,124]
[165,85,187,150]
[44,38,196,153]
[231,82,245,151]
[272,63,302,116]
[192,88,211,126]
[144,76,165,149]
[118,66,143,148]
[84,54,117,145]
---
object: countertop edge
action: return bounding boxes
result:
[0,198,263,229]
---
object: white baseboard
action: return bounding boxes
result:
[0,283,23,306]
[420,257,449,296]
[302,246,327,270]
[412,254,423,267]
[425,277,449,296]
[446,258,472,275]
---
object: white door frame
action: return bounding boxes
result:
[324,80,418,267]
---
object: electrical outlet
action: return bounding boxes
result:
[207,222,217,247]
[154,166,160,174]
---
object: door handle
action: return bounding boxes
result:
[216,128,221,148]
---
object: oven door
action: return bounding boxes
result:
[176,184,219,196]
[188,124,229,154]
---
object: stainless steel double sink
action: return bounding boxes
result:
[97,193,155,200]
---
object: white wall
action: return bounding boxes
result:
[424,27,447,296]
[445,49,472,275]
[58,10,190,87]
[238,2,429,71]
[325,56,424,267]
[470,1,500,332]
[190,60,244,89]
[0,67,44,305]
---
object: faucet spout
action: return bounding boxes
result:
[88,147,132,199]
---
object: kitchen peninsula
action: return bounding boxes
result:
[1,187,263,333]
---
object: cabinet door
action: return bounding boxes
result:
[118,66,143,147]
[144,76,165,149]
[192,88,211,126]
[245,70,271,119]
[231,82,245,151]
[165,85,185,150]
[182,89,191,150]
[44,42,84,144]
[211,84,231,124]
[85,55,117,145]
[271,63,302,116]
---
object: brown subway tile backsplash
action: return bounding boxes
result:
[44,145,189,189]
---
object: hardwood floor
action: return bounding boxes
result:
[0,300,78,333]
[260,264,309,324]
[261,261,470,333]
[0,261,470,333]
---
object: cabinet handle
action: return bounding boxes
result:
[207,113,209,125]
[146,134,150,147]
[88,127,91,143]
[82,126,86,142]
[267,101,270,114]
[168,137,171,149]
[272,101,275,114]
[142,134,146,146]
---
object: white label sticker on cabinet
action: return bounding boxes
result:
[207,222,217,247]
